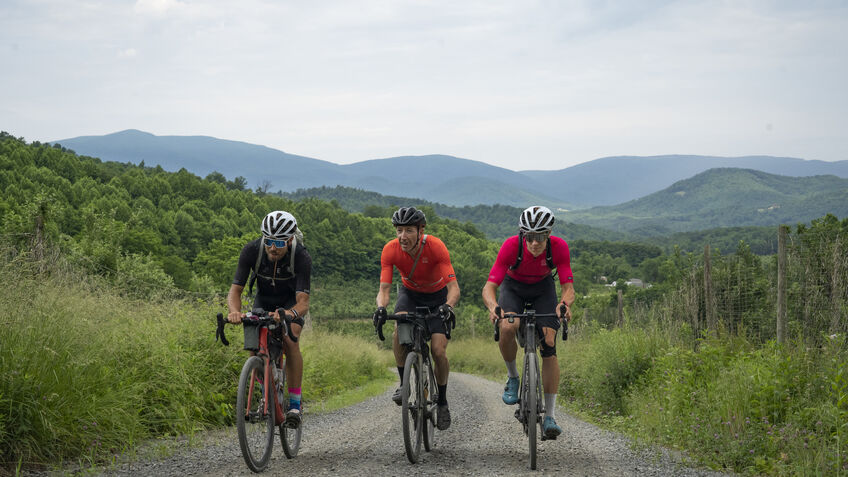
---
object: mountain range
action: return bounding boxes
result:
[560,168,848,236]
[53,129,848,208]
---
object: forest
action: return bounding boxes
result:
[1,132,709,308]
[2,132,846,475]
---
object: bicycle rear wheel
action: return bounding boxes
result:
[401,351,423,463]
[422,357,437,452]
[526,352,539,470]
[236,356,275,472]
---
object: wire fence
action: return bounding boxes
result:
[613,224,847,347]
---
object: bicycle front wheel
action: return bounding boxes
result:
[401,351,423,463]
[422,357,437,452]
[526,352,539,470]
[236,356,275,472]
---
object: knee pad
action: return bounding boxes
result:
[540,336,557,358]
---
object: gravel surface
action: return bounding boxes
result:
[90,372,731,476]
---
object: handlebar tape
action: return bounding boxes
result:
[215,313,230,346]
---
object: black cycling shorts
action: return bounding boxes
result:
[394,285,448,344]
[497,275,560,332]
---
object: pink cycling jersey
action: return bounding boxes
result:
[488,235,574,285]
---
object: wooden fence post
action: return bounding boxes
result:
[777,225,787,344]
[704,244,714,331]
[617,289,623,326]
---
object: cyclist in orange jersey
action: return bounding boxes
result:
[374,207,459,431]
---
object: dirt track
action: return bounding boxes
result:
[97,372,731,476]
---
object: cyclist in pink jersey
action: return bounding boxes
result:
[482,206,575,439]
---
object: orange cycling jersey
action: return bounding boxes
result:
[380,235,457,293]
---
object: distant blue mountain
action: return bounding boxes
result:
[53,130,569,208]
[521,155,848,206]
[54,130,848,207]
[53,129,349,191]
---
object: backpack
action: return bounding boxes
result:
[248,229,305,297]
[509,232,556,273]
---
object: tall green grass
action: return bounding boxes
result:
[0,253,393,471]
[558,320,848,476]
[448,317,848,475]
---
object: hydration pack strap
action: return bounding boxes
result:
[509,232,556,272]
[248,237,298,297]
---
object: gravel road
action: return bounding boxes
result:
[98,372,732,477]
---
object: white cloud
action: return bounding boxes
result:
[117,48,137,59]
[133,0,185,15]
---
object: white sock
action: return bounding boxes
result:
[545,394,557,420]
[505,360,519,378]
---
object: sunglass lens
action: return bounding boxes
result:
[527,233,547,243]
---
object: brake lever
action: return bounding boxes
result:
[377,319,386,341]
[216,313,230,346]
[560,304,569,341]
[493,306,501,342]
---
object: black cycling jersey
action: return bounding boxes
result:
[233,238,312,301]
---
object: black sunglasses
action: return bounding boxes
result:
[525,232,549,243]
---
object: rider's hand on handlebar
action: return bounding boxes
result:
[557,302,572,322]
[488,306,503,324]
[373,306,387,329]
[268,309,282,322]
[227,311,245,324]
[438,303,455,324]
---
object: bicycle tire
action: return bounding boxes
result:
[277,360,302,459]
[401,351,423,463]
[422,357,437,452]
[527,352,539,470]
[236,356,275,472]
[280,421,301,458]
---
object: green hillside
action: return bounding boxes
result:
[283,185,629,241]
[561,168,848,236]
[0,133,498,309]
[646,225,778,255]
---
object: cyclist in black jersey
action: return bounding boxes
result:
[227,211,312,428]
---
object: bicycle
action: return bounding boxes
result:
[493,304,567,470]
[374,307,444,464]
[216,309,302,472]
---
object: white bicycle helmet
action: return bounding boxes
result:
[261,211,298,239]
[518,206,555,233]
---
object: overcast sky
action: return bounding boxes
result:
[1,0,846,171]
